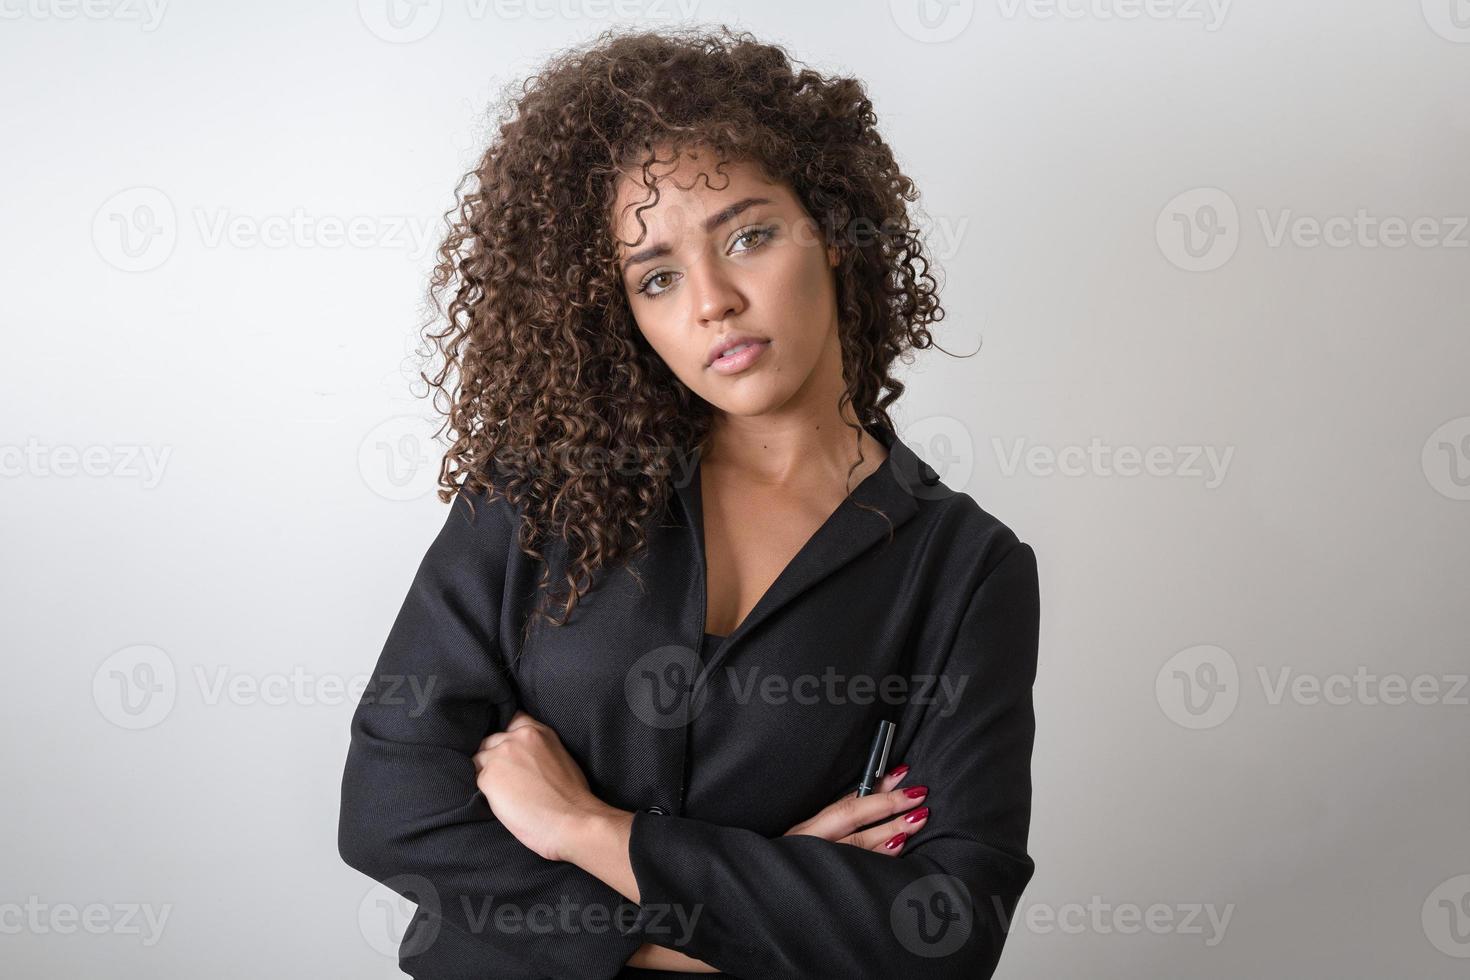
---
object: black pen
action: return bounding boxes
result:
[856,719,895,797]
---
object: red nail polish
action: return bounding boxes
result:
[886,764,909,780]
[884,832,908,850]
[902,785,928,799]
[904,807,929,824]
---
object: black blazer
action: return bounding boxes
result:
[338,421,1040,980]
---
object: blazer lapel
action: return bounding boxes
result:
[673,421,940,692]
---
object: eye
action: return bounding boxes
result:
[635,268,678,299]
[631,225,776,301]
[730,225,775,253]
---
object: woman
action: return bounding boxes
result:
[338,25,1040,980]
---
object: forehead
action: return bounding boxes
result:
[610,148,784,244]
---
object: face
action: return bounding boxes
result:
[611,146,843,419]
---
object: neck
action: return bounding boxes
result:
[699,322,889,489]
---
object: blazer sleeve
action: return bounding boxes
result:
[337,489,648,980]
[625,538,1040,980]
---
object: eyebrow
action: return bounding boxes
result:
[620,196,774,271]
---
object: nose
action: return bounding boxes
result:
[688,253,745,325]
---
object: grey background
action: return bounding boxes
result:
[2,1,1467,977]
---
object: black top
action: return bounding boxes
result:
[338,421,1040,979]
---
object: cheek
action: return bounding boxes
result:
[771,246,837,352]
[633,308,699,378]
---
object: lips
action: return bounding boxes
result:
[707,333,769,367]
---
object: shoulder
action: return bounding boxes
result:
[897,479,1041,673]
[877,424,1034,584]
[926,490,1027,558]
[909,479,1037,600]
[429,478,526,558]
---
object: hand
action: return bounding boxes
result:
[782,765,929,855]
[627,942,722,973]
[472,709,607,863]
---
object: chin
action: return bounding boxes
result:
[699,383,794,418]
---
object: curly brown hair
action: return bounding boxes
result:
[415,23,949,643]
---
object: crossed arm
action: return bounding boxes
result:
[470,710,929,973]
[338,492,1039,979]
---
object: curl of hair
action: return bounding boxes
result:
[414,24,949,649]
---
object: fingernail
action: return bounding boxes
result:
[886,764,909,780]
[902,785,928,799]
[904,806,929,824]
[884,832,908,850]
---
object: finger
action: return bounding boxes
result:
[835,763,911,804]
[842,804,930,855]
[803,783,928,842]
[478,731,513,753]
[472,736,511,774]
[784,765,911,837]
[505,710,538,731]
